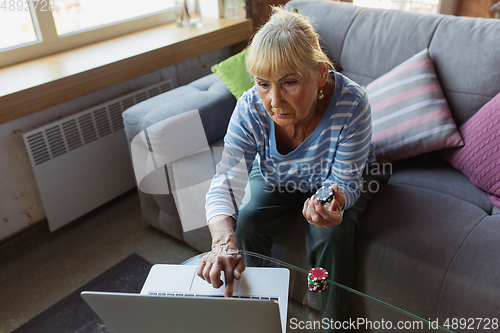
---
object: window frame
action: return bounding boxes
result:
[351,0,457,15]
[0,0,175,67]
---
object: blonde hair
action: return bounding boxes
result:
[246,6,334,79]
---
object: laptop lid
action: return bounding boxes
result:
[81,291,282,333]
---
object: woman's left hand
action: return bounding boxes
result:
[302,184,346,228]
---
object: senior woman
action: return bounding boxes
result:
[197,7,373,323]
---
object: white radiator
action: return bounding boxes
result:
[23,80,173,231]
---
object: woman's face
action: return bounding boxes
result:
[254,65,327,128]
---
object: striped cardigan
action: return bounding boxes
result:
[205,71,373,223]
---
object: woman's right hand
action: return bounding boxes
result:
[196,215,246,297]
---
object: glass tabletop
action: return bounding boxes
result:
[182,250,454,333]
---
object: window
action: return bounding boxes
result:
[0,0,175,67]
[0,8,38,50]
[353,0,440,14]
[52,0,173,36]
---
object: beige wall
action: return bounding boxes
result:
[248,0,291,28]
[457,0,497,17]
[0,47,230,243]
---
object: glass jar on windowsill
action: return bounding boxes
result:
[175,0,203,29]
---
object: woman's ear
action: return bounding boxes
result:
[318,62,329,87]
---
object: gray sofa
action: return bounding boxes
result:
[123,0,500,329]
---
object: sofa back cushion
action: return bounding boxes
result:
[285,1,500,126]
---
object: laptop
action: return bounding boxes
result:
[81,264,290,333]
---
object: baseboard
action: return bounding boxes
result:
[0,220,50,260]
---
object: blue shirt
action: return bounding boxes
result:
[206,71,373,223]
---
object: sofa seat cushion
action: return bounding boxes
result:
[388,153,494,214]
[437,212,500,322]
[355,184,489,320]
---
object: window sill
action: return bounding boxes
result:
[0,18,253,125]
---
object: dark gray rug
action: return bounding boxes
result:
[13,253,152,333]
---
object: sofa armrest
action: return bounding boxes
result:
[123,73,236,146]
[121,73,235,249]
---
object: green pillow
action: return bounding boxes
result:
[211,49,253,100]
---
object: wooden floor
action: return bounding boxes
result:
[0,189,200,332]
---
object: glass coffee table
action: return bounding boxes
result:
[182,250,454,333]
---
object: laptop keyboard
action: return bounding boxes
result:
[147,292,278,302]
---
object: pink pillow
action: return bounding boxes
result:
[441,92,500,207]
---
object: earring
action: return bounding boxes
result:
[318,87,324,100]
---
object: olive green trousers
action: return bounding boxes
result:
[235,163,373,332]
